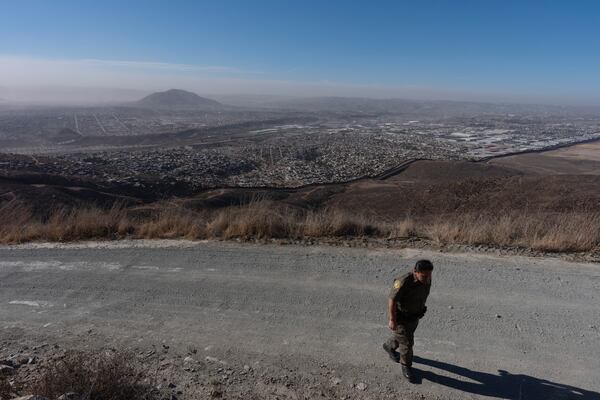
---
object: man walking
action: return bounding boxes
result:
[383,259,433,382]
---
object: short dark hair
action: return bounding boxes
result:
[414,259,433,271]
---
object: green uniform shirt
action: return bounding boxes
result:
[388,271,431,315]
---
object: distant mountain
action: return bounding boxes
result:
[134,89,223,110]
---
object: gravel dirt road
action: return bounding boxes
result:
[1,240,599,399]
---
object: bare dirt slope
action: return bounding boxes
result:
[325,173,600,218]
[489,141,600,175]
[1,241,599,399]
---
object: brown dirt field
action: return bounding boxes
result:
[545,141,600,161]
[385,159,521,183]
[321,159,600,218]
[489,141,600,175]
[325,174,600,219]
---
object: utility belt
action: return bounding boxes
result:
[396,311,421,323]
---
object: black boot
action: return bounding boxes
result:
[382,343,400,363]
[401,364,416,383]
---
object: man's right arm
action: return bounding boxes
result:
[387,297,397,331]
[388,277,404,331]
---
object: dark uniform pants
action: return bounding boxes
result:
[385,320,419,366]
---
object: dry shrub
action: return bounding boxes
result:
[2,199,600,252]
[137,209,205,239]
[425,212,600,252]
[0,203,35,242]
[301,210,327,237]
[51,205,132,241]
[207,201,292,239]
[208,203,379,238]
[0,375,11,400]
[425,219,460,244]
[302,208,379,237]
[31,350,156,400]
[528,212,600,252]
[388,217,418,239]
[205,209,230,237]
[0,204,132,243]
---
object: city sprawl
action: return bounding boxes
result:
[1,99,600,189]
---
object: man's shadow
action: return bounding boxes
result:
[412,356,600,399]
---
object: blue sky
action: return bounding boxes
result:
[1,0,600,103]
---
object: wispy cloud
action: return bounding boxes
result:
[0,55,261,79]
[76,58,262,74]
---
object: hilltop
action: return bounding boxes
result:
[134,88,223,110]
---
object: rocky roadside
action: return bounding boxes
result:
[232,236,600,264]
[0,338,433,400]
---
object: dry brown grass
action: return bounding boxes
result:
[424,211,600,252]
[1,201,599,253]
[387,217,419,239]
[30,350,157,400]
[0,374,11,400]
[0,204,133,243]
[206,201,292,239]
[137,208,206,239]
[302,208,379,237]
